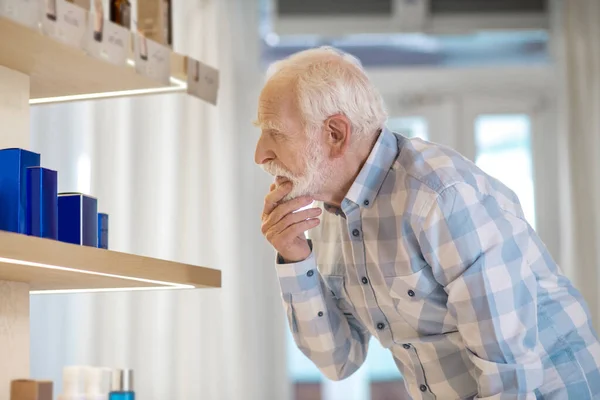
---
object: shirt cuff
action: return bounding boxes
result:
[275,251,320,294]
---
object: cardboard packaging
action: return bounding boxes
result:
[98,212,109,249]
[26,167,59,240]
[65,0,89,9]
[41,0,88,49]
[10,380,53,400]
[131,0,171,47]
[0,148,41,234]
[58,192,98,247]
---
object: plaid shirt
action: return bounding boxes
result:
[276,127,600,399]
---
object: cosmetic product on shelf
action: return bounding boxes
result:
[26,167,58,240]
[44,0,57,20]
[137,32,148,60]
[161,0,171,46]
[98,212,109,249]
[84,366,112,400]
[66,0,91,9]
[58,193,98,247]
[58,366,113,400]
[109,369,135,400]
[92,0,104,41]
[110,0,131,29]
[84,0,130,66]
[58,366,86,400]
[186,57,220,105]
[132,0,171,47]
[0,148,41,234]
[10,380,53,400]
[40,0,88,49]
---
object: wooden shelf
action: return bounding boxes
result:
[0,230,221,292]
[0,15,187,102]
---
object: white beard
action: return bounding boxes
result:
[261,141,331,202]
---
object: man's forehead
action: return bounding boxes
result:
[258,96,296,127]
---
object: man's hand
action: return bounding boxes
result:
[261,181,322,263]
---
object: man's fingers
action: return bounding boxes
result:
[279,218,321,241]
[270,207,321,234]
[262,182,292,217]
[267,196,314,226]
[265,217,320,248]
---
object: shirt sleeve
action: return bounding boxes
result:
[417,182,543,400]
[276,240,371,381]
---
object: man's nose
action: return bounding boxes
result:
[254,135,274,165]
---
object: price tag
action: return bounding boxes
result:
[134,33,171,85]
[83,18,129,66]
[41,0,86,49]
[0,0,40,29]
[186,57,219,105]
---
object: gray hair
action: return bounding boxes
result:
[265,46,388,141]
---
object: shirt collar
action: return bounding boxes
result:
[324,127,399,213]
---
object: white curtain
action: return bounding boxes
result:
[551,0,600,331]
[28,0,291,399]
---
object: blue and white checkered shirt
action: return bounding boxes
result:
[276,127,600,399]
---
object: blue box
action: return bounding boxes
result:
[58,193,98,247]
[0,148,41,233]
[98,212,109,249]
[26,167,58,239]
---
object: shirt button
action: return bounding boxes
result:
[403,344,411,349]
[352,229,360,237]
[318,311,324,317]
[306,270,314,277]
[376,322,385,330]
[363,199,369,206]
[361,277,369,284]
[420,385,428,392]
[408,289,415,297]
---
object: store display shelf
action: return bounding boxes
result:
[0,15,188,104]
[0,230,221,293]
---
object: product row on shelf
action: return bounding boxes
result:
[0,147,109,249]
[0,0,219,104]
[11,365,136,400]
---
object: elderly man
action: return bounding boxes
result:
[255,46,600,399]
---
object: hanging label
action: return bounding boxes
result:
[41,0,87,49]
[186,57,219,105]
[133,33,171,85]
[83,18,129,66]
[0,0,40,29]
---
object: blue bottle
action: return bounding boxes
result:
[109,369,135,400]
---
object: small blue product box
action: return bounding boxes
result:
[98,212,109,249]
[0,148,41,234]
[26,167,59,239]
[58,193,98,247]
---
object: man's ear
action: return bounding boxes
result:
[325,114,351,159]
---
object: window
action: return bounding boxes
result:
[474,114,536,228]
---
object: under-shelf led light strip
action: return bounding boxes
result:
[29,59,188,105]
[0,256,195,294]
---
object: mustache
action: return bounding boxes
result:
[261,162,296,179]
